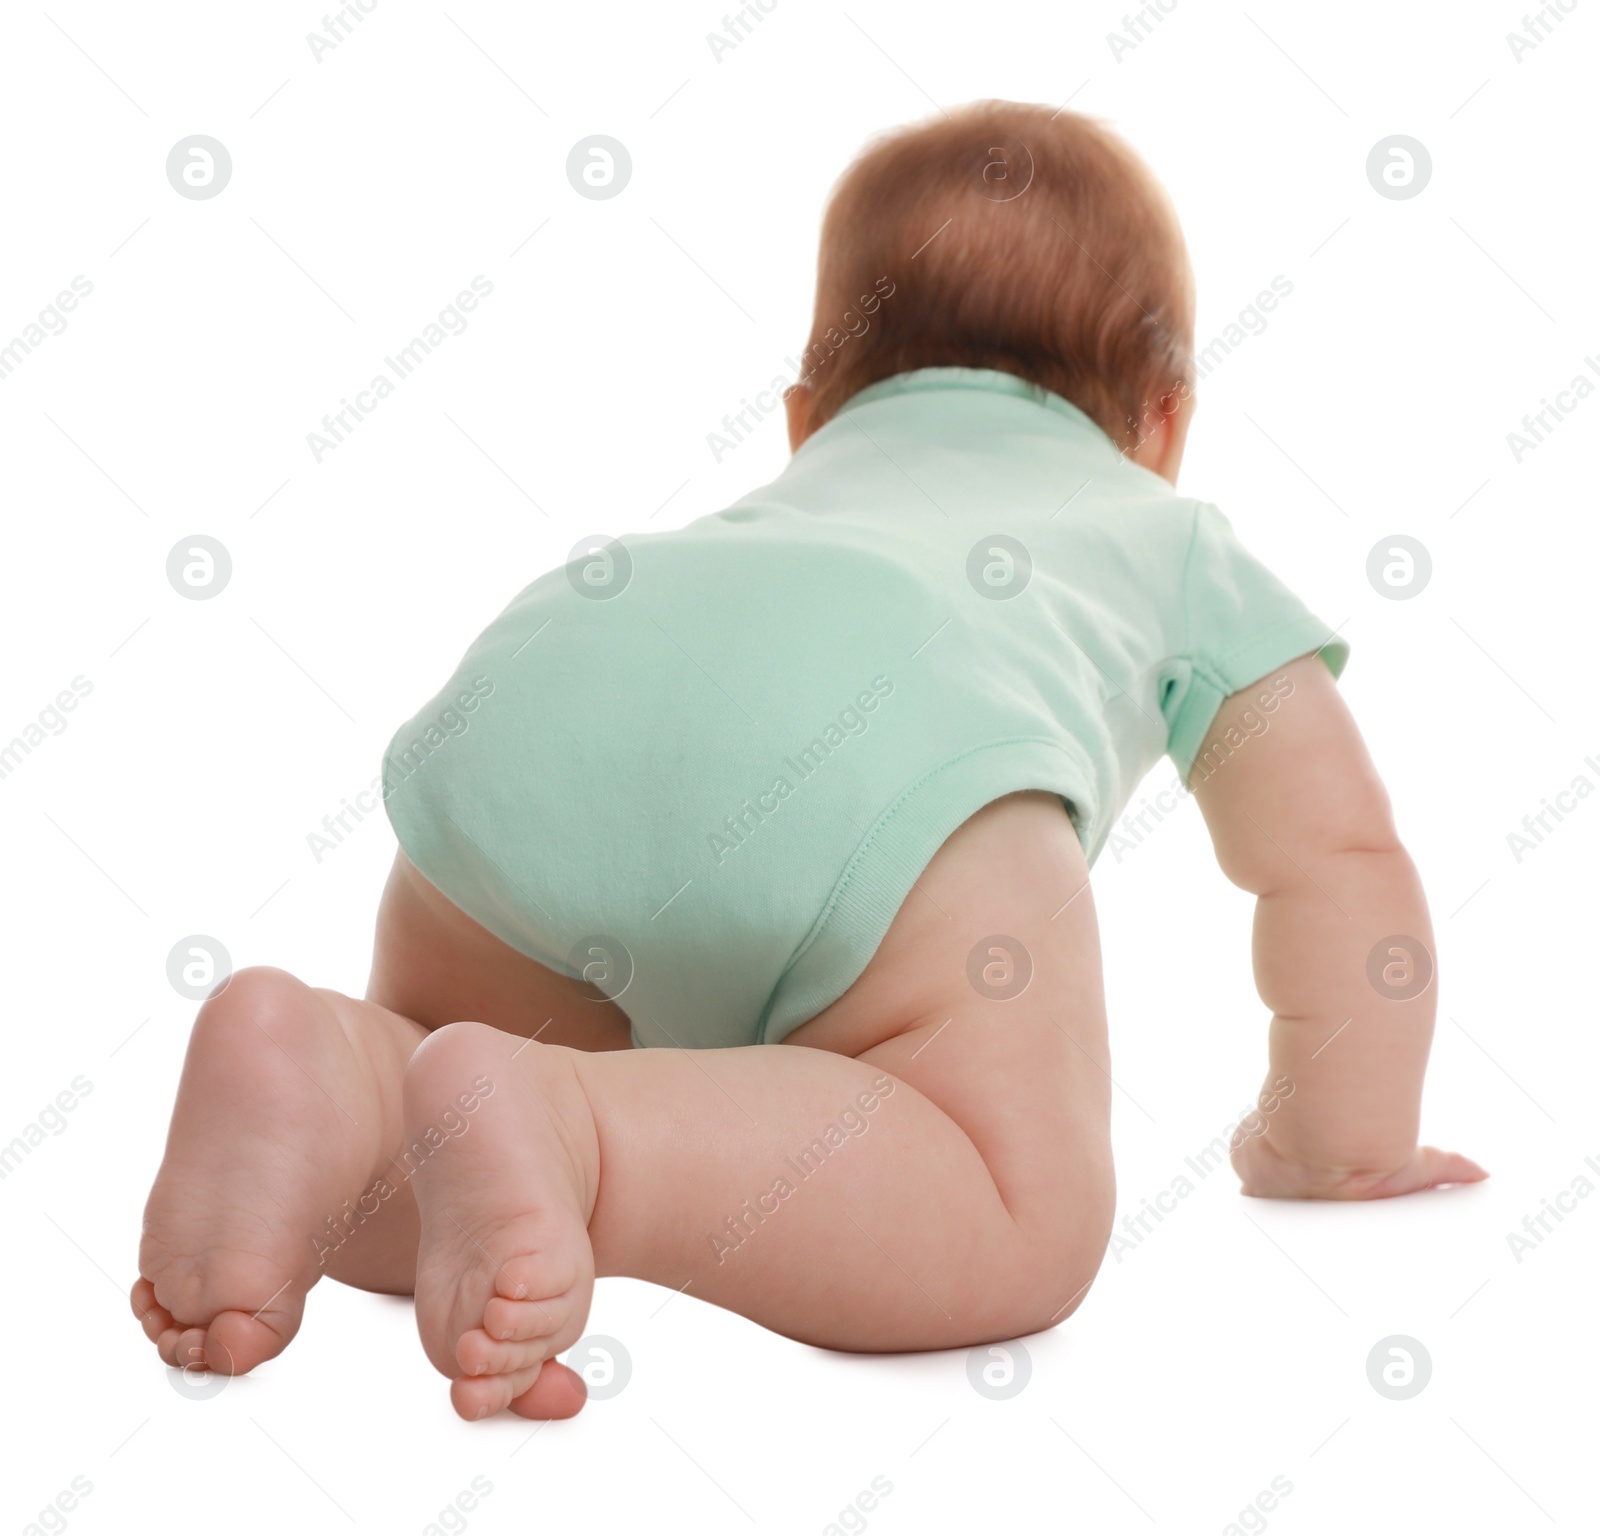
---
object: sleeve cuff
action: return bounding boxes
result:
[1167,618,1349,783]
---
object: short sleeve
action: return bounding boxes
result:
[1163,501,1349,781]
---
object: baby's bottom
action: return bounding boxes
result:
[132,791,1115,1419]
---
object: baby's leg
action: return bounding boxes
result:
[408,791,1116,1418]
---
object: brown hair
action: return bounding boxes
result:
[798,101,1195,448]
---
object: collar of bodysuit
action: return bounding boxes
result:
[831,366,1109,441]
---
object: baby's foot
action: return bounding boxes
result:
[132,968,397,1376]
[406,1022,596,1420]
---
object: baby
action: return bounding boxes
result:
[131,100,1486,1420]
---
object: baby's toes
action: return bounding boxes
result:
[451,1360,547,1422]
[509,1360,587,1420]
[495,1251,577,1307]
[161,1325,208,1371]
[483,1294,559,1343]
[457,1327,552,1378]
[202,1307,295,1375]
[131,1279,172,1344]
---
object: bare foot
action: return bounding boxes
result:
[1232,1130,1490,1200]
[131,968,413,1376]
[405,1022,597,1420]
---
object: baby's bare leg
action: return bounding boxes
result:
[407,792,1116,1419]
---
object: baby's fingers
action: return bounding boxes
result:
[1369,1146,1489,1198]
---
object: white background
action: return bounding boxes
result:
[2,2,1596,1532]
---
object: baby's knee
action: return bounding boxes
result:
[989,1238,1110,1341]
[981,1169,1115,1337]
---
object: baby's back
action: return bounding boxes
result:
[380,365,1343,1048]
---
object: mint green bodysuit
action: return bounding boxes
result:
[382,367,1347,1049]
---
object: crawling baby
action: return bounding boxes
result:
[132,100,1485,1420]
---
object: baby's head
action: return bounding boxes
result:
[789,101,1197,478]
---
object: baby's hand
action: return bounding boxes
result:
[1232,1132,1488,1201]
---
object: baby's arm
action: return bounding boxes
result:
[1188,653,1487,1199]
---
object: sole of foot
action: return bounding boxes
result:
[405,1021,597,1421]
[132,967,392,1377]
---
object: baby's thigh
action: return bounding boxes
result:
[787,791,1113,1249]
[366,850,633,1051]
[789,790,1105,1057]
